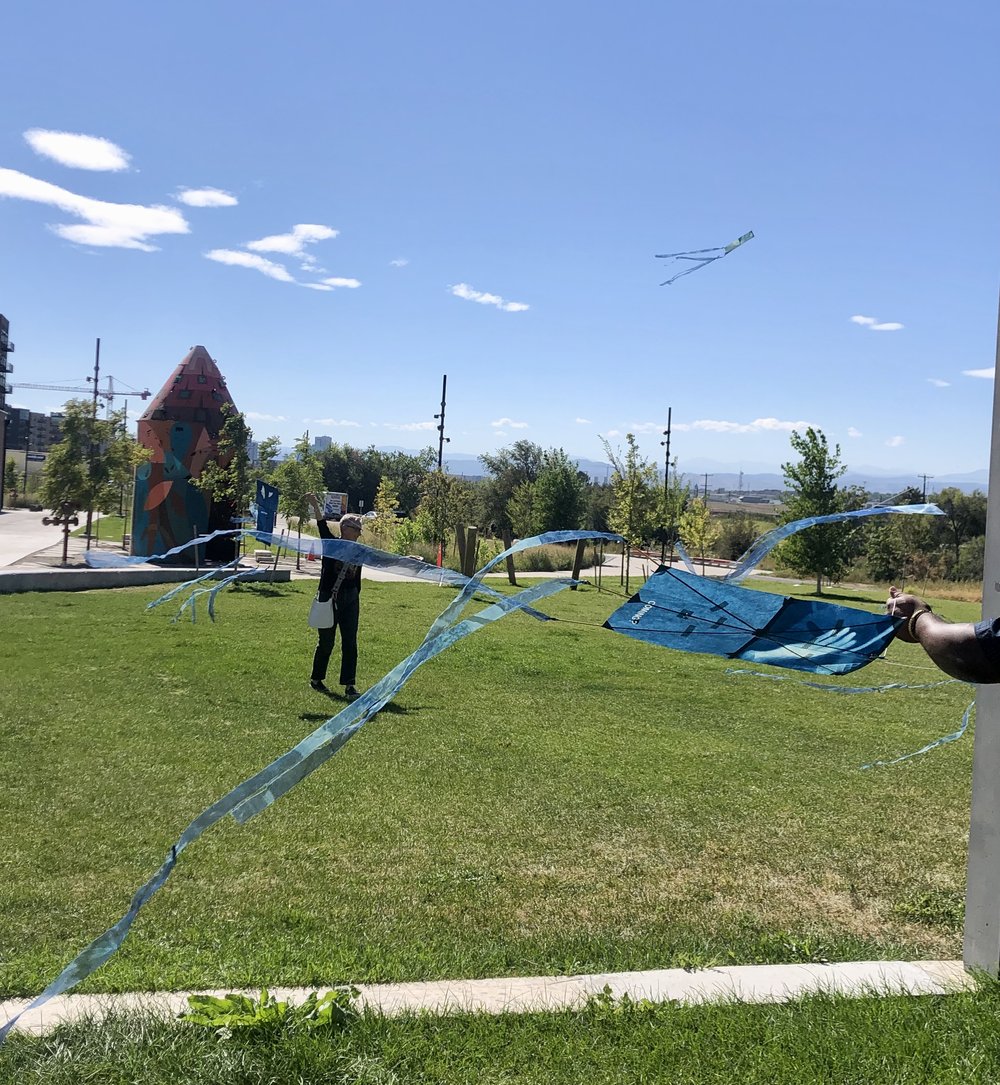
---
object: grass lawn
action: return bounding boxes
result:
[4,985,1000,1083]
[0,577,977,1001]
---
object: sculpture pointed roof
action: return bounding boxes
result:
[139,345,236,424]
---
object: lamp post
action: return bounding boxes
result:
[660,408,672,562]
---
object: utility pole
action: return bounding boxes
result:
[83,338,100,549]
[660,407,672,498]
[659,408,672,563]
[433,374,450,566]
[434,374,449,470]
[919,473,934,502]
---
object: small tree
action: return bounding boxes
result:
[779,427,850,593]
[372,476,400,550]
[601,433,659,589]
[678,498,720,571]
[4,458,19,506]
[40,399,147,525]
[271,433,324,568]
[192,404,253,524]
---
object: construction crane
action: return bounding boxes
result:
[13,378,151,407]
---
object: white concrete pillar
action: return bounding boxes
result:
[964,297,1000,973]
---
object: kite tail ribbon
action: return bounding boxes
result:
[724,503,944,583]
[0,530,622,1041]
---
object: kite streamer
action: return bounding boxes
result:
[656,230,754,285]
[1,531,620,1041]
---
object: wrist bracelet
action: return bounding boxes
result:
[908,608,932,640]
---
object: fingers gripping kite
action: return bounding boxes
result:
[656,229,754,285]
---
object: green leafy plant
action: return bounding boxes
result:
[180,986,357,1037]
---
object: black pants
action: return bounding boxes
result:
[311,594,360,685]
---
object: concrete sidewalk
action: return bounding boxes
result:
[0,959,974,1035]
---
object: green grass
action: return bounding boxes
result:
[5,984,1000,1083]
[0,578,978,1000]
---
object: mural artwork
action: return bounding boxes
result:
[132,345,239,563]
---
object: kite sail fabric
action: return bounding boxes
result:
[604,566,898,676]
[655,230,754,285]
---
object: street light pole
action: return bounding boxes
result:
[433,374,450,567]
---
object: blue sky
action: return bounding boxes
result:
[1,1,997,479]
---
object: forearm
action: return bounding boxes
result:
[911,613,997,684]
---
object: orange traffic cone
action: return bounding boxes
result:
[307,544,317,562]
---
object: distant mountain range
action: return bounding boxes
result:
[286,445,990,496]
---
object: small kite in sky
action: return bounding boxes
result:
[656,230,754,285]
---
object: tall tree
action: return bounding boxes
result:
[532,448,587,533]
[931,487,987,571]
[40,399,147,520]
[779,427,850,593]
[479,440,544,532]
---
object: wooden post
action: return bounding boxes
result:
[455,524,467,573]
[464,526,479,578]
[964,292,1000,975]
[502,527,517,586]
[570,538,587,589]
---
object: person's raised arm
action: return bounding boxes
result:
[887,586,999,684]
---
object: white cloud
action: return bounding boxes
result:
[247,223,337,260]
[309,417,361,428]
[24,128,130,171]
[390,258,409,267]
[926,378,951,388]
[204,248,294,282]
[246,411,286,422]
[847,426,862,438]
[604,429,621,438]
[850,314,903,331]
[963,368,995,379]
[491,417,528,429]
[673,417,812,435]
[575,417,591,424]
[0,167,188,250]
[630,421,672,434]
[449,282,530,313]
[885,435,905,447]
[301,276,361,292]
[176,187,238,207]
[384,420,436,431]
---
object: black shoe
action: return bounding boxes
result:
[344,685,360,701]
[310,680,330,693]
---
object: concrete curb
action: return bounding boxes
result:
[0,960,975,1035]
[0,566,290,593]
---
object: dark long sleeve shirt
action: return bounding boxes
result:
[316,519,362,601]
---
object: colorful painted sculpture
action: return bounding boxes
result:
[132,345,239,563]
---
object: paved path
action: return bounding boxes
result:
[0,959,974,1035]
